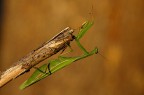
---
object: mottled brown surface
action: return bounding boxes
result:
[0,27,74,87]
[0,0,144,95]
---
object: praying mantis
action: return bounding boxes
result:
[20,21,98,89]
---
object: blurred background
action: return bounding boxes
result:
[0,0,144,95]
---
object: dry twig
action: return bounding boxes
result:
[0,27,75,87]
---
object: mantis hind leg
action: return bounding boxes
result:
[47,63,52,75]
[46,42,74,75]
[59,42,73,56]
[33,66,47,74]
[33,65,51,75]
